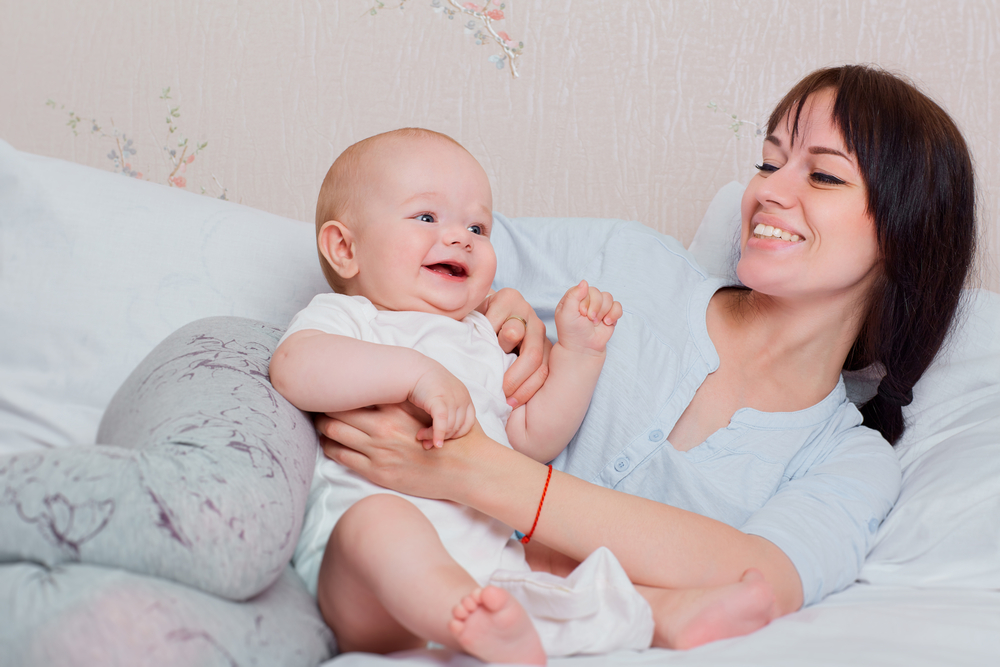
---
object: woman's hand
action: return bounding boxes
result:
[316,405,490,500]
[478,288,551,407]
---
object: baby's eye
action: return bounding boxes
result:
[467,224,486,236]
[416,213,435,223]
[811,172,845,186]
[755,163,779,174]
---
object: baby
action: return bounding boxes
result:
[269,128,644,665]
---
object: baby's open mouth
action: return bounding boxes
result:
[753,223,803,243]
[425,263,468,278]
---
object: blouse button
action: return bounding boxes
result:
[614,457,630,472]
[648,429,664,442]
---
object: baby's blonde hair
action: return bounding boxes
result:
[315,128,467,291]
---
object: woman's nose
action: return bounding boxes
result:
[756,167,796,208]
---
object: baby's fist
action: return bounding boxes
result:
[554,280,622,353]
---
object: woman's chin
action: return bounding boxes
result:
[734,264,798,299]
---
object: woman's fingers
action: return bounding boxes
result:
[499,316,527,350]
[315,410,370,451]
[482,288,546,353]
[315,405,425,455]
[504,331,551,407]
[476,287,552,405]
[320,434,371,472]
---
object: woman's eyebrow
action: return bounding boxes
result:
[809,146,850,160]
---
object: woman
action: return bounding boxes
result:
[316,65,977,648]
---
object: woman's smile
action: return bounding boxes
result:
[751,223,802,243]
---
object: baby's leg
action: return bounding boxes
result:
[636,569,779,650]
[316,494,544,664]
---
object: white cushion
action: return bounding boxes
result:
[861,288,1000,587]
[686,180,743,281]
[0,140,329,452]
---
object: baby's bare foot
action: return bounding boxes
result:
[448,586,546,665]
[653,569,779,650]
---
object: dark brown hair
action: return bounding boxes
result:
[769,65,976,444]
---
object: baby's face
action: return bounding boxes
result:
[347,136,496,320]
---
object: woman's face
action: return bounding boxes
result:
[737,88,881,307]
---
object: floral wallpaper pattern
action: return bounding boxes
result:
[372,0,523,76]
[707,101,766,140]
[6,1,997,290]
[46,89,227,199]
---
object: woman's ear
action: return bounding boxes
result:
[318,220,359,280]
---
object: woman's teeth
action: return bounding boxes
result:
[753,223,801,243]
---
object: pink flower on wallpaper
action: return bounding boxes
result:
[380,0,523,78]
[48,91,225,197]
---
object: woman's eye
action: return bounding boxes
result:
[416,214,435,223]
[811,172,846,186]
[755,163,779,174]
[467,224,485,236]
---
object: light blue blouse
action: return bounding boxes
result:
[490,213,902,606]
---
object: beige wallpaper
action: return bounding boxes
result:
[2,0,997,288]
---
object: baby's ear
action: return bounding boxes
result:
[318,220,359,280]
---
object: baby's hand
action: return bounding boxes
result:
[409,363,476,449]
[553,280,623,355]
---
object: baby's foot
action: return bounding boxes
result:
[658,569,779,650]
[448,586,546,666]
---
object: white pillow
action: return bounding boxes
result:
[686,180,743,282]
[861,288,1000,587]
[0,140,330,453]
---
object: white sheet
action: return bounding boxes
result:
[324,585,1000,667]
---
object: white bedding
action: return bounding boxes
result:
[326,585,1000,667]
[3,142,1000,666]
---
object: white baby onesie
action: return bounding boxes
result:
[284,293,653,656]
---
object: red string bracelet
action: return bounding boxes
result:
[520,464,553,544]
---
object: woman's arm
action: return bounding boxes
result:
[317,407,804,614]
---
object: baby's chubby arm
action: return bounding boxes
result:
[505,281,622,461]
[269,330,474,449]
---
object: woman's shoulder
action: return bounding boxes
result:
[790,398,901,485]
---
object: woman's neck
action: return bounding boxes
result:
[709,287,867,404]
